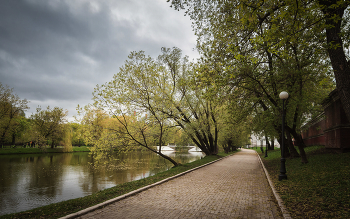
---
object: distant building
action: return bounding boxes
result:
[248,135,280,149]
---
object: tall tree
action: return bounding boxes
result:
[0,83,29,145]
[31,106,67,148]
[317,0,350,121]
[169,0,336,163]
[93,47,220,158]
[218,106,251,153]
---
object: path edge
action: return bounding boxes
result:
[59,153,235,219]
[254,150,292,219]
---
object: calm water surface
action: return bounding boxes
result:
[0,150,204,216]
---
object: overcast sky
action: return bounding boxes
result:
[0,0,199,121]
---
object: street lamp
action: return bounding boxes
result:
[279,91,289,181]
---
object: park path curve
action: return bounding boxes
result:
[75,149,283,219]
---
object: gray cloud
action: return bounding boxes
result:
[0,0,198,120]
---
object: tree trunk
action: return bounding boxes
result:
[223,144,229,153]
[296,140,308,164]
[157,151,178,167]
[228,139,233,152]
[265,135,271,150]
[189,130,215,155]
[318,0,350,122]
[260,139,264,153]
[0,125,9,146]
[286,129,300,158]
[289,130,309,164]
[278,136,290,158]
[270,137,274,150]
[11,133,16,145]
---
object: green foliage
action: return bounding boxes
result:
[217,105,251,152]
[77,104,128,167]
[168,0,336,149]
[69,122,84,146]
[173,128,194,146]
[91,47,221,157]
[62,124,73,152]
[0,82,29,145]
[30,106,67,149]
[257,146,350,218]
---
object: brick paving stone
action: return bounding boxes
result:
[76,149,283,219]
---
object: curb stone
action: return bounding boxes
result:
[254,150,292,219]
[59,153,235,219]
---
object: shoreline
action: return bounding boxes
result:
[0,151,236,219]
[0,146,90,155]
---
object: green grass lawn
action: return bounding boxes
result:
[0,151,237,219]
[0,146,90,154]
[255,146,350,219]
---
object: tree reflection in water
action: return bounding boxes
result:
[0,150,204,216]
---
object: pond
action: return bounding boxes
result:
[0,150,204,216]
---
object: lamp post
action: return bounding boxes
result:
[279,91,289,181]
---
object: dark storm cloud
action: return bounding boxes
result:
[0,0,198,119]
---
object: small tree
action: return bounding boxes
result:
[31,106,67,148]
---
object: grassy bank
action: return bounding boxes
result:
[0,151,237,219]
[254,146,350,218]
[0,146,90,155]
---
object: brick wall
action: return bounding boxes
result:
[301,113,326,146]
[301,89,350,152]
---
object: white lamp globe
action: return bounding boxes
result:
[279,91,289,100]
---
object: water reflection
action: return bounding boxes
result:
[0,151,204,215]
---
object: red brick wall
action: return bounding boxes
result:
[302,89,350,151]
[323,91,350,151]
[301,114,326,146]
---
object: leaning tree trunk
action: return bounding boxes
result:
[288,128,309,164]
[157,151,179,167]
[286,129,300,158]
[285,125,309,163]
[295,137,308,164]
[194,131,218,155]
[319,0,350,122]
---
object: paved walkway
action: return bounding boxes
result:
[76,149,283,219]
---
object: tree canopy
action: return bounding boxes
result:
[0,82,29,145]
[86,47,226,167]
[30,106,68,149]
[168,0,339,163]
